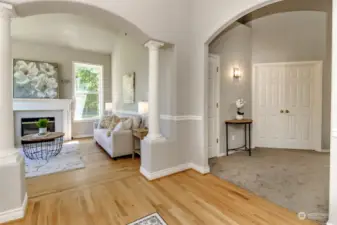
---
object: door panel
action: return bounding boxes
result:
[256,65,285,147]
[283,65,313,149]
[208,56,218,158]
[255,62,316,150]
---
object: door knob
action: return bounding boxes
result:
[285,110,290,113]
[280,110,284,113]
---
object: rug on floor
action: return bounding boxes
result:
[128,213,167,225]
[22,141,85,178]
[210,148,329,223]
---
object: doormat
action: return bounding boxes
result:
[128,213,167,225]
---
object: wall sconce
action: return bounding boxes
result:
[233,68,241,79]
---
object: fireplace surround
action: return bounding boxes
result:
[21,117,55,136]
[13,99,72,146]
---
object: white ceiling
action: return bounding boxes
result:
[12,14,117,54]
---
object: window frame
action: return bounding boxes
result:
[72,61,104,122]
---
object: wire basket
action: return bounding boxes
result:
[22,136,64,160]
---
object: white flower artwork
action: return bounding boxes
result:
[13,59,59,99]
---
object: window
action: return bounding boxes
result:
[73,62,103,121]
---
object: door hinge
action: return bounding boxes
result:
[216,103,219,108]
[217,67,219,72]
[216,138,219,143]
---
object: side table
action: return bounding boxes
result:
[132,128,148,159]
[225,119,253,156]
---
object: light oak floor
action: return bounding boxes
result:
[4,140,317,225]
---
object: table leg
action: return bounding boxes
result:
[248,124,252,156]
[132,137,135,160]
[226,123,229,156]
[244,124,247,151]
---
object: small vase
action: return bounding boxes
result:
[39,127,47,135]
[236,114,243,120]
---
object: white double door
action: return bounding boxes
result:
[254,62,322,150]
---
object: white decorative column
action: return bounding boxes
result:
[0,3,18,163]
[329,1,337,224]
[0,3,27,224]
[144,40,164,141]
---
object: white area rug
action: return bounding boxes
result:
[22,141,85,178]
[128,213,167,225]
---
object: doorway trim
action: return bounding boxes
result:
[208,54,221,157]
[252,61,323,151]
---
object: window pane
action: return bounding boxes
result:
[75,67,99,92]
[74,93,99,120]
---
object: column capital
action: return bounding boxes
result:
[0,2,15,20]
[144,40,164,50]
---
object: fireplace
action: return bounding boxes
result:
[21,117,55,136]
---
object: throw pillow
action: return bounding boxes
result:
[122,118,133,130]
[99,116,113,129]
[131,116,141,129]
[108,120,119,131]
[113,122,123,132]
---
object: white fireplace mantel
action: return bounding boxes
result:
[13,99,72,141]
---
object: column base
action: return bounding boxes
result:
[0,148,21,164]
[0,154,27,223]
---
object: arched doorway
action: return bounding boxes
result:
[0,1,154,223]
[203,0,331,223]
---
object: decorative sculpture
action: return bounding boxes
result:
[236,98,245,120]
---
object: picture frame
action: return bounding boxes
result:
[122,72,135,104]
[13,59,59,99]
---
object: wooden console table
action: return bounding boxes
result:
[132,128,148,159]
[225,119,252,156]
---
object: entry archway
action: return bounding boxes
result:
[0,1,155,223]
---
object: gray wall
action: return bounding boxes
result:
[112,34,149,113]
[249,11,330,149]
[209,22,252,153]
[209,10,330,152]
[12,40,111,137]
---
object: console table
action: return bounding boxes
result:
[225,119,252,156]
[132,128,148,159]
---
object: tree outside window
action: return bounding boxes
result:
[73,63,103,121]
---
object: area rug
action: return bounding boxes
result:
[128,213,167,225]
[210,148,329,223]
[22,141,85,178]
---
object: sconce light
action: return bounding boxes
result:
[233,68,241,79]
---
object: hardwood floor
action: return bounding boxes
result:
[4,140,317,225]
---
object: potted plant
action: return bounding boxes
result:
[36,118,49,135]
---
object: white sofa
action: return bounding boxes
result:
[93,121,133,158]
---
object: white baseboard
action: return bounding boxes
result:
[0,192,27,223]
[189,163,210,174]
[140,162,210,181]
[72,134,93,139]
[326,222,334,225]
[316,148,330,153]
[140,163,190,180]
